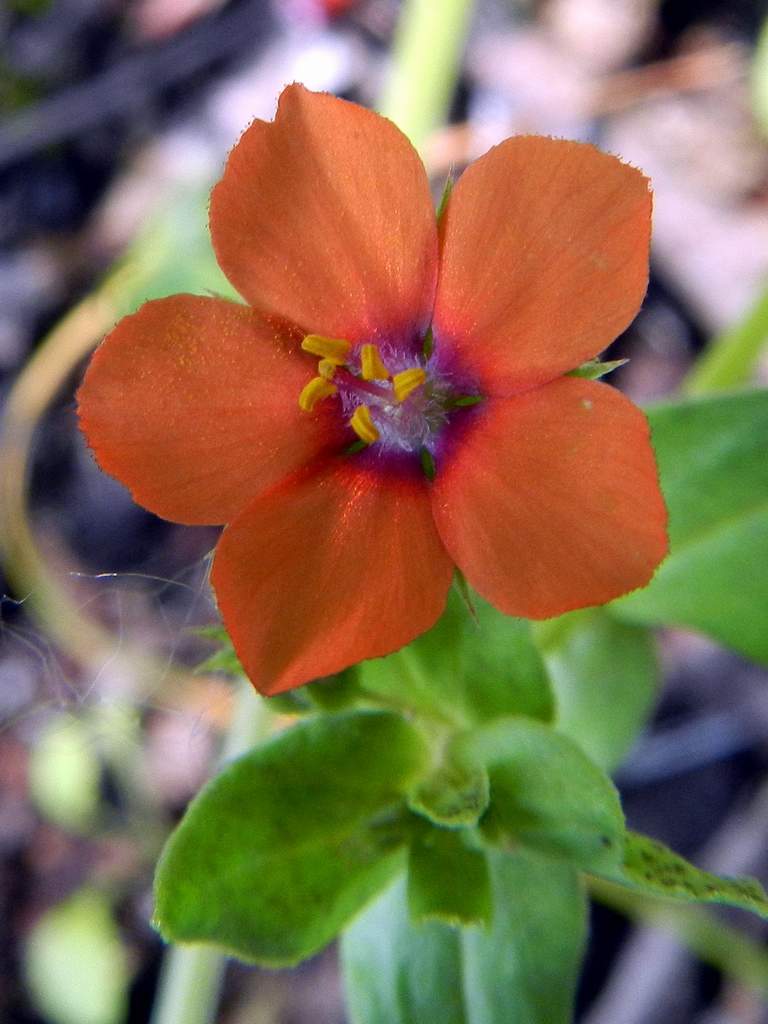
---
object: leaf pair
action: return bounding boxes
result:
[153,707,618,966]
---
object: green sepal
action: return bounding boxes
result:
[420,446,437,480]
[423,324,435,359]
[408,825,492,927]
[153,710,429,966]
[595,830,768,919]
[303,668,365,711]
[436,172,454,223]
[193,626,314,713]
[455,718,625,872]
[567,357,628,380]
[193,624,242,678]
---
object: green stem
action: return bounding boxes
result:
[684,285,768,395]
[378,0,476,150]
[149,683,270,1024]
[589,877,768,994]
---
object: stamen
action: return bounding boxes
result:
[301,334,351,363]
[349,404,379,445]
[360,344,390,381]
[317,359,338,380]
[298,376,338,412]
[393,367,427,403]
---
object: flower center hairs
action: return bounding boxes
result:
[298,331,481,469]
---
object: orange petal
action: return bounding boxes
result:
[434,137,651,394]
[210,461,453,695]
[210,84,437,344]
[432,378,667,618]
[77,295,346,525]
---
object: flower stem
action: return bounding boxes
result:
[149,682,270,1024]
[684,284,768,394]
[589,876,768,995]
[378,0,476,150]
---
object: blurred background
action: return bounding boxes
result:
[2,0,768,1021]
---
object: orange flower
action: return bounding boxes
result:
[78,84,667,696]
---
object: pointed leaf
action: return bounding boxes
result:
[154,710,428,965]
[597,830,768,919]
[614,390,768,663]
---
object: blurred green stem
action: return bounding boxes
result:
[378,0,475,149]
[685,284,768,395]
[590,877,768,995]
[149,683,271,1024]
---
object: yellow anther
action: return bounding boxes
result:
[349,404,379,445]
[317,358,338,380]
[360,343,390,381]
[301,334,351,363]
[393,367,427,403]
[298,376,338,412]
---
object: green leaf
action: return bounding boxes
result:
[461,851,587,1024]
[343,876,466,1024]
[456,718,625,872]
[154,710,429,965]
[356,587,554,727]
[408,826,492,926]
[534,610,659,771]
[613,390,768,663]
[342,850,587,1024]
[597,831,768,919]
[25,889,129,1024]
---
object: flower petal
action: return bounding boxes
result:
[210,460,454,695]
[432,378,668,618]
[77,295,346,525]
[434,137,651,394]
[210,84,437,345]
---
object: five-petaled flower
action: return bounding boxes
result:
[78,84,668,696]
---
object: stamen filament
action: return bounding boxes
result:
[349,404,379,445]
[298,376,338,412]
[360,344,390,381]
[301,334,351,363]
[393,367,427,403]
